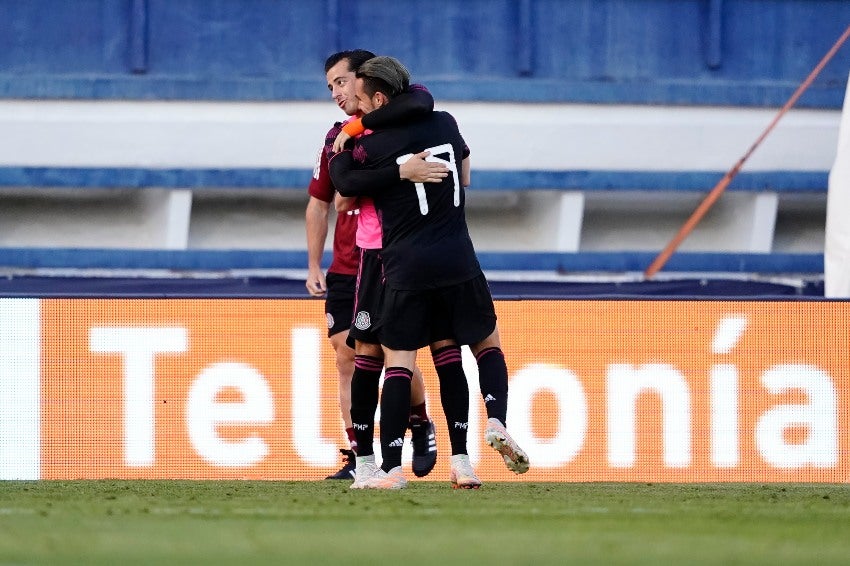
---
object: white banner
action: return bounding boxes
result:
[0,298,41,480]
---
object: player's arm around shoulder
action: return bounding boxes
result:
[361,84,434,130]
[328,145,399,197]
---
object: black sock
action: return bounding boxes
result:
[432,345,469,455]
[476,347,509,424]
[349,355,382,457]
[380,367,412,471]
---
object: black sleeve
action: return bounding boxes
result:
[328,151,400,197]
[361,84,434,130]
[445,112,471,159]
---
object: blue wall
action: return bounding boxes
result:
[0,0,848,107]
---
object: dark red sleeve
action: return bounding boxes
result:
[307,146,333,203]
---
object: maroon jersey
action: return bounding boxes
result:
[308,128,359,276]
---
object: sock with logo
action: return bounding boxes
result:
[349,354,383,457]
[476,347,509,424]
[380,367,412,471]
[432,345,469,454]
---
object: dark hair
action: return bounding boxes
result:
[358,75,395,100]
[324,49,376,73]
[356,56,410,99]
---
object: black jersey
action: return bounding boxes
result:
[329,111,479,291]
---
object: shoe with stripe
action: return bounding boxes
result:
[410,418,437,477]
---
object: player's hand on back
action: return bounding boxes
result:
[400,151,449,183]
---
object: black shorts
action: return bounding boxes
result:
[325,272,356,338]
[377,274,497,351]
[348,249,384,346]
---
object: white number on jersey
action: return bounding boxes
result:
[312,148,323,180]
[396,143,461,215]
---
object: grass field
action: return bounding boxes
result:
[1,481,849,565]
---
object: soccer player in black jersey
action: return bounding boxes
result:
[329,56,530,489]
[335,79,479,490]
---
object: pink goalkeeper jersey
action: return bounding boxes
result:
[353,127,383,250]
[356,197,382,250]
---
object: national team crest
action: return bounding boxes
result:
[354,311,371,330]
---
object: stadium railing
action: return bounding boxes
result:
[0,165,826,277]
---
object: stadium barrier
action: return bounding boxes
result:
[0,96,838,273]
[0,247,825,277]
[0,165,829,276]
[1,296,847,482]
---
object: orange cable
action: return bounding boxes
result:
[644,23,850,279]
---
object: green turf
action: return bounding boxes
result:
[1,481,849,565]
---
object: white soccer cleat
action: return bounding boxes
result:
[349,456,382,489]
[450,454,482,489]
[360,465,408,490]
[485,418,530,474]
